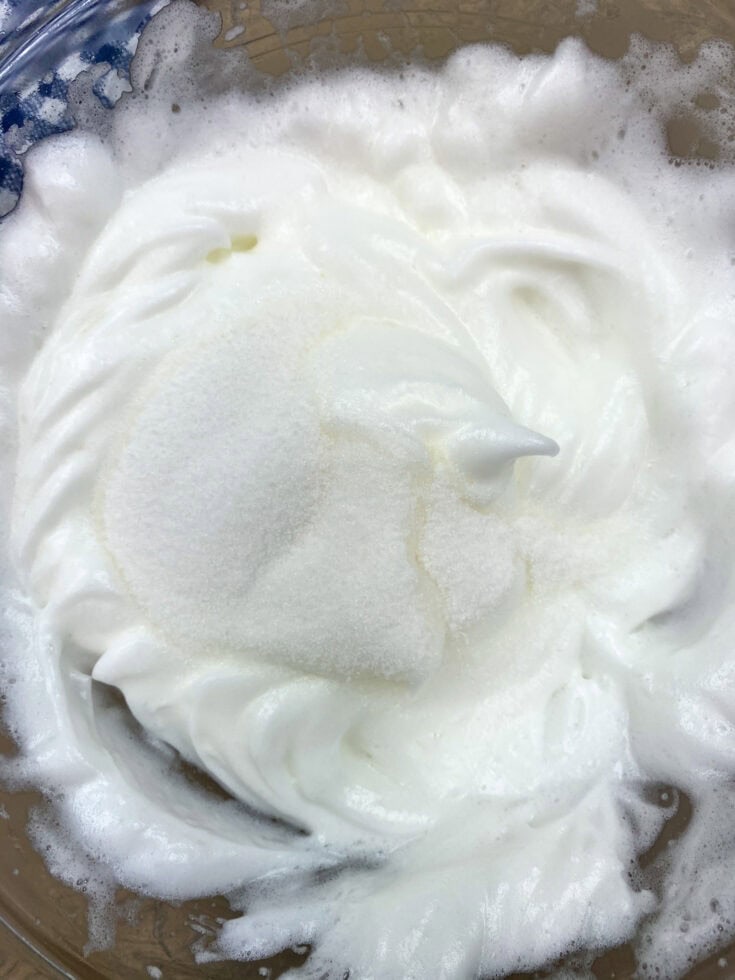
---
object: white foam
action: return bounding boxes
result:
[2,2,735,977]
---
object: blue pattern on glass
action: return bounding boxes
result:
[0,0,162,216]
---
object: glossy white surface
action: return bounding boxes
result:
[2,16,735,977]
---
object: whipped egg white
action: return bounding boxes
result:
[2,3,735,977]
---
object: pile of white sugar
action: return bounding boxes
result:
[1,2,735,977]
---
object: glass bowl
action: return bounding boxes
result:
[1,1,735,977]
